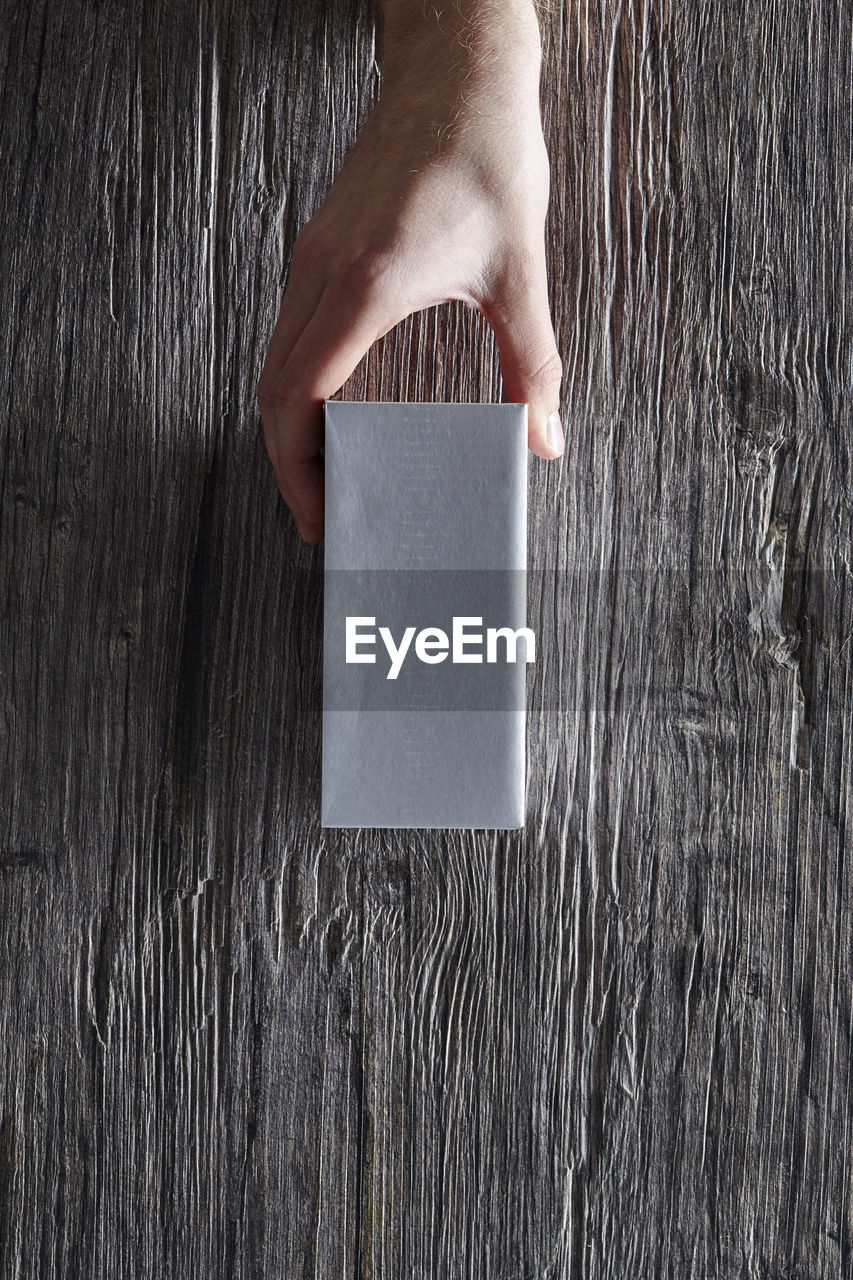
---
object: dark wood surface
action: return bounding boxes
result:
[2,0,851,1275]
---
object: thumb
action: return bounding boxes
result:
[481,248,565,459]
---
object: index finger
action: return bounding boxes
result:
[258,278,401,541]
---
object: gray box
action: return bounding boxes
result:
[322,401,528,830]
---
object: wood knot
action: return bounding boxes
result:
[369,857,410,907]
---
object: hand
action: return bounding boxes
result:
[257,4,564,543]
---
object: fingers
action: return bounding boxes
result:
[257,262,400,541]
[258,270,327,416]
[480,244,565,460]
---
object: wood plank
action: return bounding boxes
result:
[1,0,851,1276]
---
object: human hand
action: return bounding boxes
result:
[257,2,564,543]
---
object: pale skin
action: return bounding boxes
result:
[257,0,564,543]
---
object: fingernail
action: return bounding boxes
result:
[546,410,565,456]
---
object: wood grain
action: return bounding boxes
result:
[1,0,851,1276]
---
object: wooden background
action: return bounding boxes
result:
[1,0,851,1275]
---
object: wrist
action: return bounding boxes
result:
[378,0,542,89]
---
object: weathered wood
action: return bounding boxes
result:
[1,0,851,1276]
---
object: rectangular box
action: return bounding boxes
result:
[321,401,528,830]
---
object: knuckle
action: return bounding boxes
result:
[335,245,395,297]
[526,349,563,389]
[257,365,301,409]
[527,134,551,188]
[290,226,320,268]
